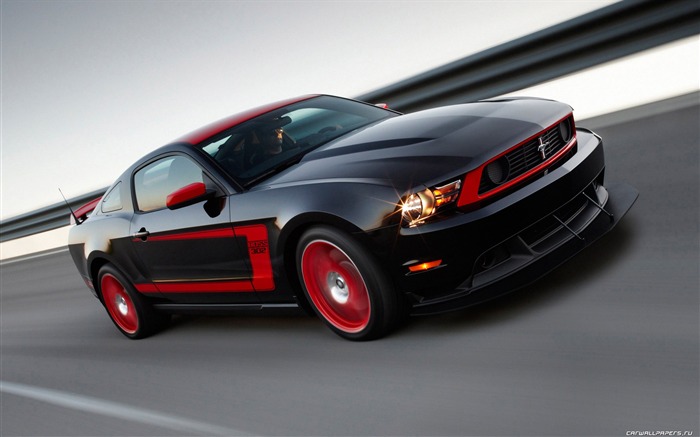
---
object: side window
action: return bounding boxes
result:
[134,155,203,212]
[101,182,123,213]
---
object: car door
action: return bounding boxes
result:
[129,153,260,303]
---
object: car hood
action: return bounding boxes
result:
[259,98,572,193]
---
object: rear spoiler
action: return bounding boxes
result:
[70,197,102,225]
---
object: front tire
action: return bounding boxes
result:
[297,226,401,341]
[97,264,169,339]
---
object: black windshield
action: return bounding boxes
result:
[198,96,398,187]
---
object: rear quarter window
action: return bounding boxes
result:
[101,182,123,213]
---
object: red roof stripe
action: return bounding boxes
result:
[175,95,319,145]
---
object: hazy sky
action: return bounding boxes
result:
[1,0,621,219]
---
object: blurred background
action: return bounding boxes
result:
[1,2,698,436]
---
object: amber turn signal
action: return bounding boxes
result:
[408,259,443,273]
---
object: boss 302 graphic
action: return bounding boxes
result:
[68,95,637,340]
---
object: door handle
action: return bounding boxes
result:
[132,228,150,240]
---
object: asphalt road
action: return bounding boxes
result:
[1,100,698,436]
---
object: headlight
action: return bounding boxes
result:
[433,179,461,207]
[401,179,461,227]
[402,190,435,225]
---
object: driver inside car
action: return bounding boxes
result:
[249,127,284,167]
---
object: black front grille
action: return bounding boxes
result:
[479,117,572,194]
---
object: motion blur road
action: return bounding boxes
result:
[1,99,698,436]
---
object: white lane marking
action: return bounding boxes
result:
[0,380,252,436]
[0,247,69,266]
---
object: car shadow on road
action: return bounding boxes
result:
[162,306,314,336]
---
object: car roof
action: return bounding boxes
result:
[173,94,319,145]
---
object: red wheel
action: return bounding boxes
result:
[97,264,169,339]
[101,273,139,334]
[301,240,371,333]
[297,226,402,340]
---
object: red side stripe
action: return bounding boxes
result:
[133,224,275,294]
[146,228,235,242]
[234,225,275,291]
[176,95,319,145]
[134,283,159,293]
[153,280,253,293]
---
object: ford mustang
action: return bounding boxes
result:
[68,94,638,340]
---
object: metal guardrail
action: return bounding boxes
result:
[357,0,700,112]
[1,188,108,242]
[1,0,699,243]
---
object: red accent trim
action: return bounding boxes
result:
[153,280,253,293]
[460,169,484,208]
[134,283,159,293]
[234,225,275,291]
[166,182,206,208]
[176,95,319,145]
[458,114,576,207]
[142,228,235,242]
[74,197,101,221]
[133,224,275,293]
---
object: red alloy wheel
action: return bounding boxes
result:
[301,240,371,333]
[100,273,139,334]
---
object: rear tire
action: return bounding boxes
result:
[297,226,401,341]
[97,264,170,339]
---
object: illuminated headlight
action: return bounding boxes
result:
[402,179,461,226]
[433,179,461,207]
[402,190,435,225]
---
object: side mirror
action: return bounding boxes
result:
[166,182,215,210]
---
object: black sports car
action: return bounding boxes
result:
[68,94,637,340]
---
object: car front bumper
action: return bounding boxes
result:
[409,181,637,315]
[388,129,638,314]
